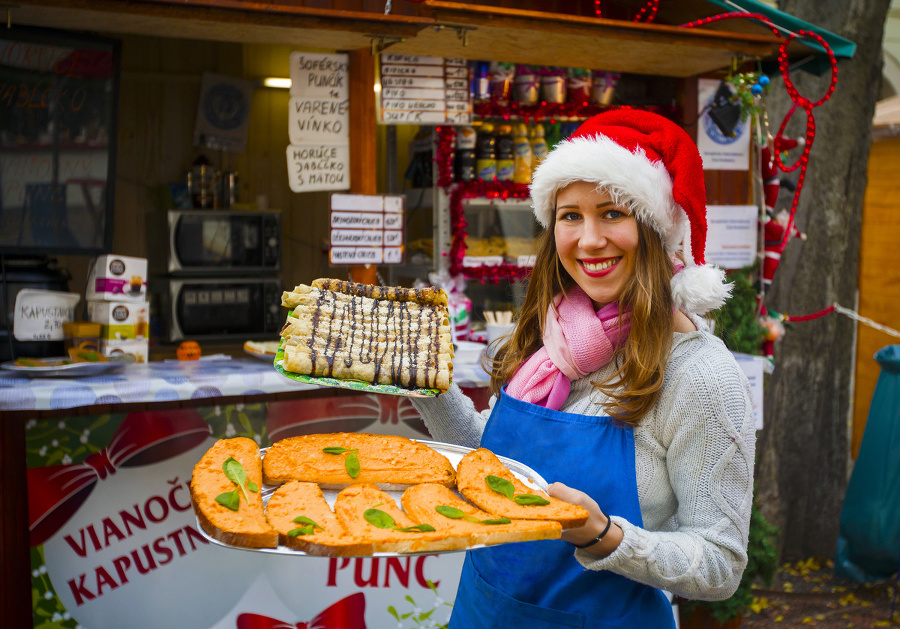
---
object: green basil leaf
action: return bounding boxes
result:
[292,516,324,530]
[323,446,354,454]
[214,489,240,511]
[346,452,361,478]
[514,493,551,506]
[247,481,259,493]
[486,475,515,499]
[364,508,397,529]
[435,505,466,519]
[396,523,436,532]
[287,524,315,537]
[479,517,512,525]
[222,457,247,486]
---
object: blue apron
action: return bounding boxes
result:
[450,390,675,629]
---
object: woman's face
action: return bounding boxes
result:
[554,181,639,308]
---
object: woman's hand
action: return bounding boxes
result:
[548,482,623,557]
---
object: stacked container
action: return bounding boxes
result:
[85,254,150,363]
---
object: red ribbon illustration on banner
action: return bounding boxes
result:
[236,592,366,629]
[27,409,211,545]
[266,394,422,442]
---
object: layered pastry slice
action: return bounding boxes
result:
[279,278,453,392]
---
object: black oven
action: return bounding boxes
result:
[167,209,281,274]
[163,277,284,342]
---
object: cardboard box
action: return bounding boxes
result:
[87,301,149,340]
[100,338,149,364]
[86,255,148,302]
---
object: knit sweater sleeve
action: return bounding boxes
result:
[574,335,757,601]
[409,383,493,449]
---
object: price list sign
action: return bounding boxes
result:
[286,52,351,193]
[379,54,472,125]
[329,194,405,265]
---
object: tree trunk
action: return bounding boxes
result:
[756,0,892,561]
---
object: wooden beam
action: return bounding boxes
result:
[348,48,377,195]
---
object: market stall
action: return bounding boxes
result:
[0,2,855,627]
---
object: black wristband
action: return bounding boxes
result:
[571,517,613,549]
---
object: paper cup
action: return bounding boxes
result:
[486,323,515,345]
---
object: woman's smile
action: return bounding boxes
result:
[580,257,621,275]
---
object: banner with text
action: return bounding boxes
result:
[287,52,350,193]
[705,205,758,270]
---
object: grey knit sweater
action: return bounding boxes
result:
[411,327,756,602]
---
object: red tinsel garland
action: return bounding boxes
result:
[446,180,533,283]
[595,0,660,23]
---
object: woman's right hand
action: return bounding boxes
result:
[549,481,623,557]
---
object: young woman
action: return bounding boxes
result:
[413,110,756,628]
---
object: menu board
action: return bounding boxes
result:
[329,193,404,265]
[379,54,472,125]
[286,52,351,193]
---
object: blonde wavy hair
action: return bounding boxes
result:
[487,214,675,426]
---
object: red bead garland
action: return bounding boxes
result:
[594,0,660,23]
[681,13,839,255]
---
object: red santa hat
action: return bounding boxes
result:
[530,109,731,315]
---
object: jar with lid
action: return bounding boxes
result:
[495,124,515,182]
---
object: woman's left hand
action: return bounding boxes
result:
[548,482,623,556]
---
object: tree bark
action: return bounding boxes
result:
[756,0,892,561]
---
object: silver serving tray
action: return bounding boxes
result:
[196,439,549,557]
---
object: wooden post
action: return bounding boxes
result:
[347,47,379,285]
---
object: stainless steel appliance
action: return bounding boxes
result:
[166,209,281,274]
[161,277,284,342]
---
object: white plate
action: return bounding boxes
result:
[0,357,129,377]
[196,439,548,557]
[243,340,280,360]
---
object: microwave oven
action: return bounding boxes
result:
[167,209,281,274]
[163,277,284,342]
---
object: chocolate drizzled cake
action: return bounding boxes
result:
[279,279,453,392]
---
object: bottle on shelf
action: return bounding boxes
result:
[530,123,548,175]
[513,123,533,185]
[475,122,497,182]
[455,126,477,183]
[495,124,515,182]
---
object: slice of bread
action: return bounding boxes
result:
[456,448,589,529]
[264,481,374,556]
[263,433,456,489]
[332,484,470,554]
[401,484,561,547]
[191,438,278,548]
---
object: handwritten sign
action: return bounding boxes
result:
[286,52,350,193]
[329,194,404,265]
[13,289,80,341]
[286,145,350,192]
[379,55,472,125]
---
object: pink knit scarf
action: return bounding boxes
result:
[506,287,631,410]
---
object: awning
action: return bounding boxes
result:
[702,0,856,59]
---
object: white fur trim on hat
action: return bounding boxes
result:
[530,135,688,253]
[671,264,732,315]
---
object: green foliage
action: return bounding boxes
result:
[684,502,780,623]
[712,267,767,355]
